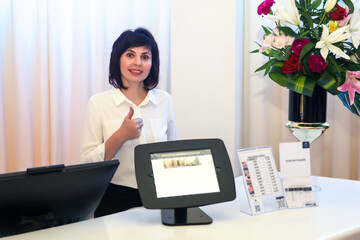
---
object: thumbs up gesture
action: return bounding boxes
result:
[120,106,143,140]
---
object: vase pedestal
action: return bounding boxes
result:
[285,121,329,144]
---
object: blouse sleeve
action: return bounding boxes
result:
[80,98,105,163]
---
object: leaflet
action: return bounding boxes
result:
[279,142,317,208]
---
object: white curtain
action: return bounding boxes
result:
[2,0,359,181]
[0,0,171,173]
[243,0,360,180]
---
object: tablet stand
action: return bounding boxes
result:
[161,207,212,226]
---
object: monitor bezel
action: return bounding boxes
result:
[135,138,236,209]
[0,160,119,237]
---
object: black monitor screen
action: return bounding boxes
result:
[0,160,119,237]
[150,149,220,198]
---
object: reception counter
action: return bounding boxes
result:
[5,176,360,240]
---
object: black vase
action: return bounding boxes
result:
[288,85,327,123]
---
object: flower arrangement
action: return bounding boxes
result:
[254,0,360,116]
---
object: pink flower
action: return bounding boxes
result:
[308,55,327,73]
[338,71,360,105]
[257,0,275,16]
[287,36,295,46]
[272,34,288,49]
[291,39,310,56]
[273,27,280,35]
[262,34,275,47]
[338,12,352,27]
[272,34,295,49]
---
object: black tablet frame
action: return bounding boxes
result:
[135,138,236,225]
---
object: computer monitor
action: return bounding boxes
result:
[135,139,236,226]
[0,160,119,237]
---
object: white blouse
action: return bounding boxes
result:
[80,87,177,188]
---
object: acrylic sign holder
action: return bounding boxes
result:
[237,146,286,215]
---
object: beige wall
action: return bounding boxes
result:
[170,0,242,176]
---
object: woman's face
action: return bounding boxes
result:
[120,46,152,87]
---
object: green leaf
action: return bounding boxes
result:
[327,55,342,76]
[273,47,292,61]
[310,0,322,10]
[286,75,316,96]
[277,26,298,38]
[338,92,360,116]
[317,71,341,95]
[299,30,311,39]
[255,59,276,73]
[343,0,354,14]
[261,25,272,35]
[301,12,314,29]
[254,42,262,48]
[354,46,360,59]
[299,43,315,63]
[268,66,288,87]
[313,17,321,25]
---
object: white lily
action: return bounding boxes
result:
[315,25,351,60]
[350,7,360,49]
[325,0,337,13]
[264,0,300,26]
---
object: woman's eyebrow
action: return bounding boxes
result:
[126,49,151,55]
[141,50,151,54]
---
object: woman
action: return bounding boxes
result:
[80,28,177,217]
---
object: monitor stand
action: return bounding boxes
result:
[161,207,212,226]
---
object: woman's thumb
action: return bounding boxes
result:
[126,106,134,119]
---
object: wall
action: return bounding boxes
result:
[170,0,242,176]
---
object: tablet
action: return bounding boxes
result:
[135,138,236,225]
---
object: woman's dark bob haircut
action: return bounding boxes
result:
[109,27,159,90]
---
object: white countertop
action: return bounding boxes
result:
[5,176,360,240]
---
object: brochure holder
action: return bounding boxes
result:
[279,142,317,209]
[237,146,286,215]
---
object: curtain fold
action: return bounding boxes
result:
[0,0,170,173]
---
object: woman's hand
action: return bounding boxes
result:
[119,106,143,140]
[104,106,143,160]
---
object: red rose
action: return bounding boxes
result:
[291,39,310,56]
[308,55,327,73]
[329,4,348,20]
[257,0,275,15]
[281,54,303,74]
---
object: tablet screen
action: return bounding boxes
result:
[150,149,220,198]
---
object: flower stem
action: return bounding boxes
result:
[318,12,327,27]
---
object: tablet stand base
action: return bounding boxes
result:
[161,207,212,226]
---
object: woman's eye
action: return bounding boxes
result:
[126,53,134,58]
[142,55,150,60]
